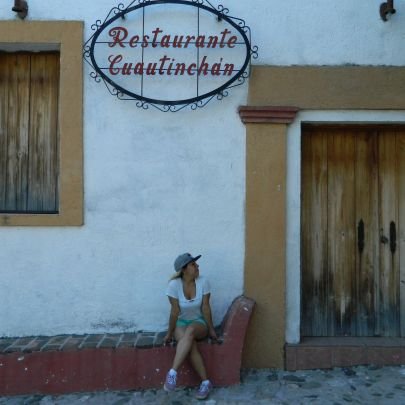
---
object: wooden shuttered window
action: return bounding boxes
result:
[0,52,59,213]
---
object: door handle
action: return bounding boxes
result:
[380,228,389,244]
[390,221,396,254]
[358,219,365,254]
[380,235,389,244]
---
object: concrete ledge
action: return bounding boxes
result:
[0,296,255,396]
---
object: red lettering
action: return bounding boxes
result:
[219,28,231,48]
[227,36,237,48]
[167,59,175,75]
[134,63,143,75]
[207,36,218,48]
[187,63,197,75]
[105,27,239,78]
[224,63,234,75]
[159,55,170,74]
[108,27,128,48]
[196,35,205,48]
[107,27,238,51]
[172,35,184,48]
[152,27,163,48]
[129,35,140,48]
[146,63,157,75]
[184,35,195,48]
[108,54,122,75]
[211,59,222,76]
[122,63,132,75]
[198,56,209,76]
[175,63,186,75]
[161,35,171,48]
[142,35,149,48]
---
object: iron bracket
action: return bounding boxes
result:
[380,1,396,21]
[12,0,28,19]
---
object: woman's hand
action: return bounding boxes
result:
[163,333,173,345]
[164,297,180,346]
[202,294,218,341]
[208,327,218,341]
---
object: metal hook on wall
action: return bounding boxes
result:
[380,0,396,21]
[12,0,28,19]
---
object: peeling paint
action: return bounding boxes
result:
[91,319,138,332]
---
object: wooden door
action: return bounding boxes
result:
[301,125,405,337]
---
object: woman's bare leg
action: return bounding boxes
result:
[189,340,207,380]
[172,323,207,372]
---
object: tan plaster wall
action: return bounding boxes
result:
[249,66,405,110]
[243,123,286,368]
[0,21,83,226]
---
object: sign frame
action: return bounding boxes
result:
[83,0,258,112]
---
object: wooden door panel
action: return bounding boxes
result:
[0,54,9,208]
[398,134,405,336]
[301,129,328,336]
[327,131,356,336]
[378,131,400,336]
[354,131,379,335]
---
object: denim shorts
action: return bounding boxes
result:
[176,318,207,328]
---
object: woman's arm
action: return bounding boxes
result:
[163,296,180,344]
[202,293,218,340]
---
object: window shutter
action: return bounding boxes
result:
[0,52,59,213]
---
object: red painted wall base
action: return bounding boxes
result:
[0,296,255,396]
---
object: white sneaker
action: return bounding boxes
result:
[163,371,177,392]
[195,380,213,400]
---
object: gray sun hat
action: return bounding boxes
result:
[174,253,201,272]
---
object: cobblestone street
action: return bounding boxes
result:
[1,366,405,404]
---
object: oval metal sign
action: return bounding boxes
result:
[83,0,258,111]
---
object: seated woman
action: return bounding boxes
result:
[163,253,217,400]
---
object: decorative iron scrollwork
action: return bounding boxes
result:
[83,0,258,112]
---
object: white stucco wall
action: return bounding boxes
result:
[1,0,405,338]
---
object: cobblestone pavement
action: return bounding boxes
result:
[1,366,405,404]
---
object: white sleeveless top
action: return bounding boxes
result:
[166,276,211,321]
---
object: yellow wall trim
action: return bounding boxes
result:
[249,65,405,110]
[241,65,405,368]
[0,21,83,226]
[242,121,288,368]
